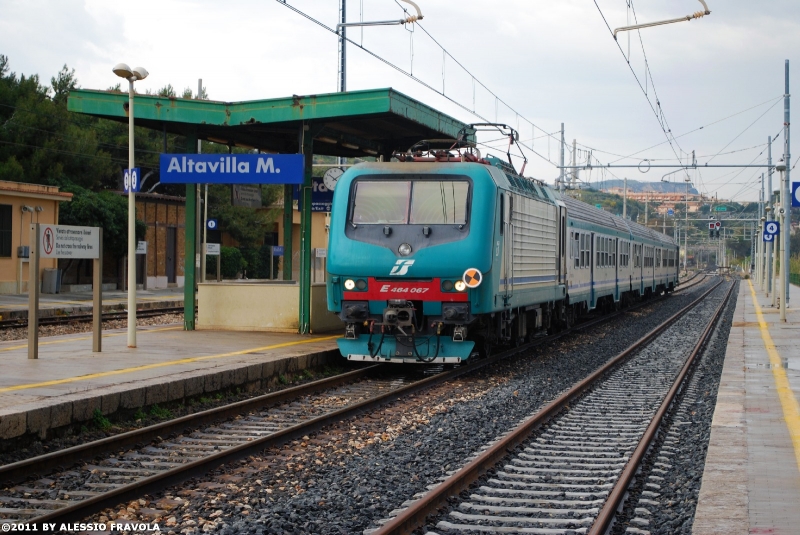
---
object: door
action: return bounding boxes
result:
[166,227,177,284]
[558,207,566,285]
[590,233,595,307]
[615,238,619,301]
[501,192,512,300]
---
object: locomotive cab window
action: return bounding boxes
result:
[350,179,469,225]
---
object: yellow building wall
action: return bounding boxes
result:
[0,191,67,294]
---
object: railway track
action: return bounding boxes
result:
[0,306,185,330]
[0,281,714,529]
[371,279,732,535]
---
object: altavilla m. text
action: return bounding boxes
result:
[165,156,283,174]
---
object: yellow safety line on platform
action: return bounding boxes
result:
[748,279,800,473]
[0,325,182,353]
[0,334,340,393]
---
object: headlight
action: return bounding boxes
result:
[454,280,467,292]
[398,243,412,256]
[344,279,356,290]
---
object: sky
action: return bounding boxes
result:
[1,0,798,203]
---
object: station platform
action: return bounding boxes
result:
[0,287,184,320]
[0,323,341,442]
[693,279,800,534]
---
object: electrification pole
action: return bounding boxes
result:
[559,123,565,191]
[781,59,791,315]
[767,136,774,298]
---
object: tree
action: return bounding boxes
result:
[58,182,147,287]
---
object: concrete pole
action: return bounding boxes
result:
[623,176,627,219]
[760,176,765,290]
[559,123,565,191]
[766,136,773,297]
[772,212,779,307]
[782,59,791,313]
[570,139,578,188]
[339,0,347,93]
[684,178,689,274]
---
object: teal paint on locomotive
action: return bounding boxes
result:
[326,161,528,363]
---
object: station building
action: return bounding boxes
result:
[0,181,72,294]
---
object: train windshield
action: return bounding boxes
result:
[351,180,469,225]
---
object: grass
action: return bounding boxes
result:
[149,404,172,419]
[91,409,112,430]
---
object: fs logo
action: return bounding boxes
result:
[390,260,415,276]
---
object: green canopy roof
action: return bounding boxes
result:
[68,87,471,159]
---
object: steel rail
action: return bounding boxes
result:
[589,280,734,534]
[2,292,631,489]
[0,351,353,484]
[372,279,724,535]
[10,280,693,527]
[0,306,186,330]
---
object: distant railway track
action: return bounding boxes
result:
[0,281,713,528]
[373,279,731,534]
[0,306,186,330]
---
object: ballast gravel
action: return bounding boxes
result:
[85,280,730,535]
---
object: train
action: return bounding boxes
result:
[325,141,679,364]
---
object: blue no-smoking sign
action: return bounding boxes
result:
[123,168,141,193]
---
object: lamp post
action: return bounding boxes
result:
[113,63,149,348]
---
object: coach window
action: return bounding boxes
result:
[0,204,10,257]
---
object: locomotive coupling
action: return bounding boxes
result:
[383,300,415,327]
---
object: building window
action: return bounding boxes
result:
[0,205,11,257]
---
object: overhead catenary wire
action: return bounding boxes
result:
[593,0,692,175]
[277,0,569,170]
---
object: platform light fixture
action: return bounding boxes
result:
[113,62,149,348]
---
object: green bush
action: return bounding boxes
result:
[258,244,280,279]
[220,246,245,278]
[239,247,262,279]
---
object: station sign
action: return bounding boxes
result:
[715,206,727,212]
[315,248,327,258]
[36,225,100,259]
[293,178,334,212]
[136,241,147,255]
[233,184,262,208]
[160,154,304,184]
[206,243,221,256]
[793,182,800,207]
[123,167,141,193]
[272,245,284,257]
[764,221,780,236]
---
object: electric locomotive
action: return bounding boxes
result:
[326,141,678,364]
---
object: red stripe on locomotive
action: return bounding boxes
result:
[344,277,468,302]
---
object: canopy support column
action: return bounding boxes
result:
[183,128,198,330]
[299,124,314,333]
